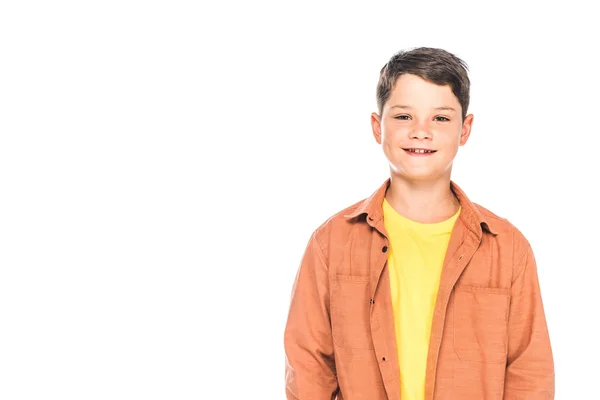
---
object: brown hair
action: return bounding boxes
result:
[376,47,471,121]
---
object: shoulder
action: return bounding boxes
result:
[473,202,532,261]
[310,196,369,246]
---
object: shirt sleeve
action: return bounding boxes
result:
[504,241,555,399]
[284,230,339,400]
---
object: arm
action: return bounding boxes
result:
[284,231,338,400]
[504,241,555,399]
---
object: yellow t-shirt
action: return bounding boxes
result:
[382,197,461,400]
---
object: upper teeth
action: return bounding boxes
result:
[409,149,433,153]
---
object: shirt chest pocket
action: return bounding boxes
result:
[452,285,510,364]
[330,274,374,350]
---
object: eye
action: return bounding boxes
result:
[394,115,410,120]
[435,116,450,122]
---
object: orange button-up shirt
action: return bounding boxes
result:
[284,178,554,399]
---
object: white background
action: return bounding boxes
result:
[1,1,598,399]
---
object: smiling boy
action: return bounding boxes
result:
[284,47,554,399]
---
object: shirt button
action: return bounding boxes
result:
[382,246,388,253]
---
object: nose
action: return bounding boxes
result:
[410,120,431,140]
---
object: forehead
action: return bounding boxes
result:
[389,73,458,106]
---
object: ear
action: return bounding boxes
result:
[459,114,474,146]
[371,112,382,145]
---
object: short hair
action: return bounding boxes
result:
[376,47,471,121]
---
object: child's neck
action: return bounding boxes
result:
[384,176,460,224]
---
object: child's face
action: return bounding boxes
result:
[371,73,473,182]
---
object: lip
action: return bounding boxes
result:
[403,148,437,157]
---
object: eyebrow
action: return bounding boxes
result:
[390,105,457,112]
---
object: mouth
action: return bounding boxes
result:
[403,148,437,156]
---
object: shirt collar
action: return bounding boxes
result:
[343,177,498,237]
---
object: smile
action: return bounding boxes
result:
[403,148,437,156]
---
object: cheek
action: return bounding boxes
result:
[439,130,462,146]
[381,135,401,154]
[381,127,404,143]
[380,138,398,160]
